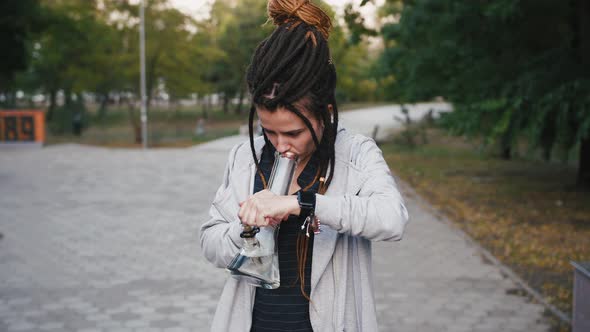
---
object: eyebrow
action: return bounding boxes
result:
[262,127,306,135]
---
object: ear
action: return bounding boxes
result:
[327,104,334,124]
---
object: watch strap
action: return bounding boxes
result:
[297,190,315,218]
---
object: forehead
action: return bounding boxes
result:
[256,106,314,129]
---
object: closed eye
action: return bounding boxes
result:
[285,131,303,137]
[262,128,305,137]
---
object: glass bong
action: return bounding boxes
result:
[226,151,298,289]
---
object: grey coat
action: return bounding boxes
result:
[200,128,409,331]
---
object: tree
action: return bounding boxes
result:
[331,2,386,102]
[0,0,43,105]
[343,3,376,45]
[207,0,272,114]
[206,0,377,111]
[28,0,107,130]
[378,0,590,187]
[92,0,214,142]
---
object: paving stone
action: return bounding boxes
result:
[95,320,121,329]
[124,320,149,328]
[110,312,141,322]
[162,327,190,332]
[38,322,64,330]
[130,306,156,314]
[155,306,183,315]
[86,313,110,322]
[135,328,161,332]
[150,319,178,329]
[106,328,133,332]
[0,123,553,332]
[8,322,36,331]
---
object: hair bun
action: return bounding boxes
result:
[267,0,332,39]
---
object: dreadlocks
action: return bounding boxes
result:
[245,0,339,301]
[246,0,338,194]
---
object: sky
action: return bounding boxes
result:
[169,0,384,26]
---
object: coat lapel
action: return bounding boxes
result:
[310,129,368,291]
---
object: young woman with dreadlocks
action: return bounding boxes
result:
[200,1,409,331]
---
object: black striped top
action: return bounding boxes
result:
[250,144,318,332]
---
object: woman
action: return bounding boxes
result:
[200,1,409,331]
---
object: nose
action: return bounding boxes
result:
[276,135,291,154]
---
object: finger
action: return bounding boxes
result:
[264,216,272,227]
[269,217,282,227]
[243,205,255,226]
[265,216,278,226]
[238,201,247,221]
[245,209,257,227]
[240,201,253,225]
[256,211,267,227]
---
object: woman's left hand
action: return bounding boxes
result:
[238,189,300,227]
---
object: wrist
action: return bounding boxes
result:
[286,196,301,215]
[297,190,316,218]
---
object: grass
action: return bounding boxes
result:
[338,101,392,111]
[381,127,590,330]
[45,102,385,148]
[46,108,243,148]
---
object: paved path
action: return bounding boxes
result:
[339,102,452,142]
[0,107,550,331]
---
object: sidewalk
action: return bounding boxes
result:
[0,131,550,332]
[373,184,549,332]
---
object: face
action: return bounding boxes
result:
[256,106,324,164]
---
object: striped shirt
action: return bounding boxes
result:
[250,144,318,332]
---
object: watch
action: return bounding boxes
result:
[297,190,316,218]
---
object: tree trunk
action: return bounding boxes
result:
[202,95,210,120]
[222,94,230,113]
[573,0,590,187]
[201,95,209,119]
[46,89,57,121]
[500,145,511,160]
[146,50,161,112]
[125,98,142,144]
[6,90,16,108]
[207,95,212,116]
[235,87,245,114]
[578,137,590,187]
[64,88,73,107]
[500,131,512,160]
[72,92,85,136]
[98,92,109,120]
[542,146,552,162]
[574,0,590,71]
[540,124,555,161]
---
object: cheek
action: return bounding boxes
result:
[266,135,279,148]
[298,132,316,154]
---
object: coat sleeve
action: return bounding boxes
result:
[200,143,245,269]
[314,138,409,242]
